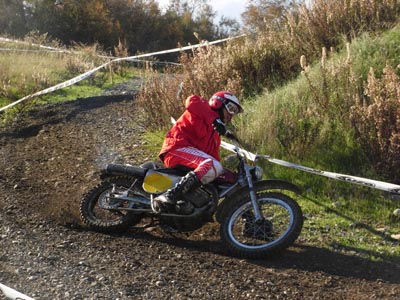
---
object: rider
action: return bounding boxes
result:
[152,91,243,214]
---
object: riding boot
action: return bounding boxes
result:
[152,171,201,214]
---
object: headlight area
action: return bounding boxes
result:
[250,166,263,181]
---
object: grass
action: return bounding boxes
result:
[142,130,166,159]
[0,36,142,107]
[299,193,400,262]
[350,28,400,82]
[260,161,400,262]
[0,39,142,123]
[0,51,69,104]
[38,71,140,103]
[239,26,400,177]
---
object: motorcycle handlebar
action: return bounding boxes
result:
[225,130,239,143]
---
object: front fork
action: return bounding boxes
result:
[244,164,264,222]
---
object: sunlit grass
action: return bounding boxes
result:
[297,190,400,262]
[0,40,142,110]
[0,51,69,104]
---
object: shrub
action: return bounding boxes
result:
[351,65,400,183]
[137,44,242,129]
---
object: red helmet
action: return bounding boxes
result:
[209,91,243,115]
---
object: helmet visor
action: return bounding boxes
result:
[224,101,240,115]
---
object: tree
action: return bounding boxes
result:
[242,0,294,32]
[31,0,115,47]
[216,16,240,38]
[105,0,163,53]
[1,0,240,57]
[0,0,28,36]
[163,0,220,43]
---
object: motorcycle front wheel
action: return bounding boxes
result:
[220,192,303,259]
[80,176,144,232]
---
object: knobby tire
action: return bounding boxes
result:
[220,192,303,259]
[79,176,142,233]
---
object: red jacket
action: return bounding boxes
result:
[159,95,221,161]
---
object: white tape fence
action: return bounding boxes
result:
[0,283,35,300]
[0,35,245,113]
[0,36,69,52]
[220,141,400,196]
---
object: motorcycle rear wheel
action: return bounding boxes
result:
[220,192,303,259]
[80,176,143,232]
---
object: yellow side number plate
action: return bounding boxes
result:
[142,172,173,193]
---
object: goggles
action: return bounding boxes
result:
[224,101,240,115]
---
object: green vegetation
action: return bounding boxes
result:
[244,27,400,178]
[0,50,67,104]
[299,191,400,262]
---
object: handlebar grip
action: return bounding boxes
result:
[225,130,239,142]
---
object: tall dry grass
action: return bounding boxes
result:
[351,65,400,182]
[0,51,65,101]
[137,45,242,129]
[287,0,399,52]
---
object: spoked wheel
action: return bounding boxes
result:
[80,176,144,232]
[220,192,303,259]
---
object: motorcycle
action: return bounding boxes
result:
[80,136,304,259]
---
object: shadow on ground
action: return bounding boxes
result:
[85,225,400,284]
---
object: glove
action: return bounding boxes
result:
[225,130,238,142]
[213,118,226,136]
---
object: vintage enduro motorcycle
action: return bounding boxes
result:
[80,136,304,259]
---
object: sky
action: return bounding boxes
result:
[156,0,246,22]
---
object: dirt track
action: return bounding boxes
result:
[0,94,399,299]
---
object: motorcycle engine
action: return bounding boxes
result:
[160,185,218,232]
[184,185,216,208]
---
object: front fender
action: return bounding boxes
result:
[216,179,302,223]
[253,179,302,195]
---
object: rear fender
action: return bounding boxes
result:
[100,163,147,179]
